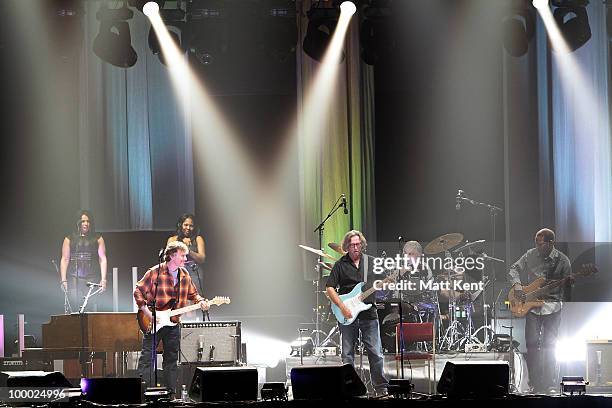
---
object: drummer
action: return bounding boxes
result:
[403,240,433,282]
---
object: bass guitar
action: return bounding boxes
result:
[508,264,597,317]
[137,296,230,334]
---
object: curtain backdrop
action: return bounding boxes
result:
[78,2,195,231]
[297,0,376,280]
[537,4,611,243]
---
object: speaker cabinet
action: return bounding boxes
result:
[0,371,72,387]
[0,358,46,372]
[587,340,612,387]
[290,364,366,400]
[180,321,241,364]
[437,361,509,398]
[189,366,258,402]
[81,377,143,404]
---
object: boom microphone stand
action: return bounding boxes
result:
[312,194,348,347]
[456,190,503,347]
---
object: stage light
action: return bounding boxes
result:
[260,382,288,401]
[93,3,137,67]
[260,1,297,62]
[129,0,165,14]
[502,10,535,57]
[560,376,588,395]
[552,5,591,52]
[302,6,341,62]
[359,0,393,66]
[184,0,228,67]
[556,337,587,362]
[340,1,356,16]
[148,26,181,66]
[142,2,159,16]
[532,0,549,9]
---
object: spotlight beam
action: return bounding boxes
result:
[147,12,260,220]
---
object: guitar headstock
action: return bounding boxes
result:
[209,296,231,306]
[577,263,599,277]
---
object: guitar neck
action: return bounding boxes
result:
[167,303,202,317]
[358,267,412,301]
[533,275,573,298]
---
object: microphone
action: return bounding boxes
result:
[341,194,348,214]
[456,189,464,211]
[197,335,204,362]
[86,282,101,287]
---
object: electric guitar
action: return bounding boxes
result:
[331,266,412,325]
[508,263,597,317]
[137,296,230,334]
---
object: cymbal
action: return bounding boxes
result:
[328,242,346,255]
[453,239,486,253]
[299,244,338,261]
[424,233,464,255]
[319,261,333,272]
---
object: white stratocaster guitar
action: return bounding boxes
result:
[331,267,413,325]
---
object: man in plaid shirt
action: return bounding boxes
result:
[134,241,210,390]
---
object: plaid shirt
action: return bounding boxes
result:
[134,263,203,310]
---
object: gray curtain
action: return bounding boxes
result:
[78,1,195,231]
[537,5,611,243]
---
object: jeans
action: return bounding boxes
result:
[339,317,388,391]
[137,325,180,390]
[525,311,561,392]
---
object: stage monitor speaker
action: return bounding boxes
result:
[437,361,509,398]
[0,371,72,387]
[290,364,366,400]
[189,366,258,402]
[180,321,241,364]
[81,377,143,404]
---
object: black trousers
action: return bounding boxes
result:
[525,311,561,392]
[137,325,180,390]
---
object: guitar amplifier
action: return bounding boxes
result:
[179,321,241,364]
[586,340,612,387]
[0,357,46,371]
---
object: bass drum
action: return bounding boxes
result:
[376,302,418,353]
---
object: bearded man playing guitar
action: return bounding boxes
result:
[508,228,571,395]
[134,241,210,389]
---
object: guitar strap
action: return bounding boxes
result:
[173,267,182,310]
[545,252,561,280]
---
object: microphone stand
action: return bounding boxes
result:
[78,284,102,314]
[457,192,503,348]
[148,250,164,389]
[312,194,346,348]
[52,260,72,314]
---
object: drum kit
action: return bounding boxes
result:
[299,230,505,354]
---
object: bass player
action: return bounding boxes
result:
[508,228,571,394]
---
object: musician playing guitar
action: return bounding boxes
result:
[134,241,210,389]
[326,230,389,396]
[508,228,571,395]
